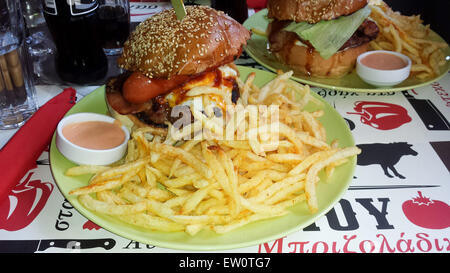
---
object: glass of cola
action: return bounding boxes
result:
[98,0,131,56]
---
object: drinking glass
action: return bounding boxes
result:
[211,0,248,24]
[98,0,131,56]
[0,0,38,129]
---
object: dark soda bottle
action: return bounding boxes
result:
[42,0,107,85]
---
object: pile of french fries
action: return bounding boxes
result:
[368,0,448,79]
[66,71,360,235]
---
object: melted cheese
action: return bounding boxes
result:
[164,64,238,112]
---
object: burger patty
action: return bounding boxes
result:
[136,96,173,127]
[268,19,379,54]
[106,72,241,128]
[340,19,379,50]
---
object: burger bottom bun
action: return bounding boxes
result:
[272,42,369,78]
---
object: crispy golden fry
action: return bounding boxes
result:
[300,111,326,142]
[266,153,306,163]
[96,190,127,205]
[92,157,150,182]
[119,213,184,232]
[181,183,216,214]
[79,194,148,215]
[169,140,200,177]
[239,72,256,106]
[248,173,305,203]
[65,165,110,176]
[219,149,242,215]
[148,142,213,179]
[305,147,361,213]
[69,166,143,196]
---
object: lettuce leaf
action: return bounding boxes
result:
[283,5,371,59]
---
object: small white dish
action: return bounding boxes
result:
[356,50,412,87]
[56,112,129,165]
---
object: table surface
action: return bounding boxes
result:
[0,2,449,253]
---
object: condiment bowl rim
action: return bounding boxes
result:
[356,50,412,72]
[56,112,130,153]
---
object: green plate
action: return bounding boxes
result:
[50,66,356,251]
[243,9,450,93]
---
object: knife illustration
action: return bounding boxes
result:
[0,238,116,253]
[402,90,450,130]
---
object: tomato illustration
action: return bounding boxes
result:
[402,191,450,229]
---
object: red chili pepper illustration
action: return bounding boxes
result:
[347,101,412,130]
[0,171,54,231]
[83,220,102,230]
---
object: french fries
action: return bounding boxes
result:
[368,0,449,79]
[66,71,361,235]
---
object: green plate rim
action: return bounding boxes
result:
[49,66,357,251]
[243,9,450,93]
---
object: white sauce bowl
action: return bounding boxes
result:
[356,50,412,87]
[56,113,130,165]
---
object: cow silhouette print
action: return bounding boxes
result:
[357,142,418,179]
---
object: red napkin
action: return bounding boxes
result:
[0,88,77,202]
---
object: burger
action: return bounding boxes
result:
[106,6,250,132]
[266,0,379,78]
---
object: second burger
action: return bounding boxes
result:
[267,0,379,78]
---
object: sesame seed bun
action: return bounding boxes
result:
[267,0,368,24]
[117,6,250,79]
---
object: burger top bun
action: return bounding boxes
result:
[267,0,368,24]
[118,6,250,79]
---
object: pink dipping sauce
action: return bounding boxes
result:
[62,120,125,150]
[361,52,407,70]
